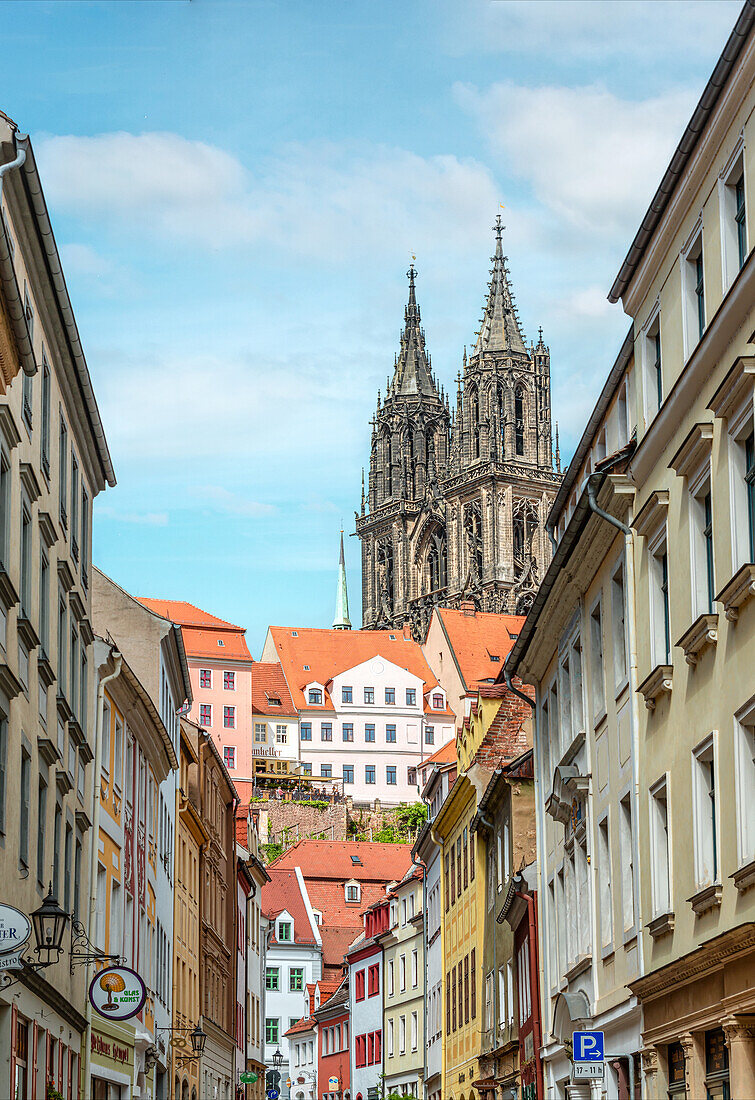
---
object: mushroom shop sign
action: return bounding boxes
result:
[89,966,147,1021]
[0,904,32,971]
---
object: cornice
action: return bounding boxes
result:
[629,921,755,1000]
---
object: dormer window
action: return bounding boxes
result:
[432,692,444,709]
[345,881,361,903]
[267,695,282,707]
[292,630,298,636]
[217,639,224,646]
[308,689,323,705]
[303,664,310,671]
[278,920,292,942]
[312,910,322,926]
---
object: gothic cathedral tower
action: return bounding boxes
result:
[356,218,561,636]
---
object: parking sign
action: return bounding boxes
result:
[573,1031,604,1062]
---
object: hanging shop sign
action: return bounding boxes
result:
[328,1078,339,1091]
[89,965,147,1020]
[0,904,32,971]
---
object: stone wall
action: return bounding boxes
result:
[255,797,421,858]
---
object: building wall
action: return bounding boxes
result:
[383,877,424,1096]
[422,613,468,726]
[348,943,383,1100]
[263,937,321,1090]
[187,654,254,779]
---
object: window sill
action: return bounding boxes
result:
[37,734,60,766]
[55,768,74,796]
[637,664,673,710]
[676,612,718,666]
[687,882,722,915]
[564,953,592,982]
[600,943,615,962]
[731,859,755,893]
[647,911,675,939]
[716,563,755,622]
[622,927,638,948]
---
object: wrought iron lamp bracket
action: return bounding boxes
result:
[69,919,123,973]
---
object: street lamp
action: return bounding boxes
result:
[272,1048,284,1071]
[190,1025,207,1057]
[30,886,69,966]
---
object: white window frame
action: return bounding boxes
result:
[723,381,755,573]
[618,789,636,939]
[681,219,705,360]
[687,453,715,621]
[589,596,606,724]
[719,134,748,291]
[611,559,628,693]
[649,773,672,916]
[734,697,755,872]
[597,812,613,953]
[648,521,671,668]
[641,299,663,425]
[691,732,720,889]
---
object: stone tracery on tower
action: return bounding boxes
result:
[356,218,561,638]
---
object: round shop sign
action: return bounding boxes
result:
[89,966,147,1021]
[0,904,32,970]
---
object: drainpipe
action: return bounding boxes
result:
[514,890,544,1100]
[412,855,428,1100]
[83,648,122,1097]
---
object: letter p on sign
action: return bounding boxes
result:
[573,1031,604,1061]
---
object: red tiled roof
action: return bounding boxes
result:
[136,598,252,661]
[252,662,296,717]
[261,869,317,945]
[437,608,525,692]
[284,1017,316,1038]
[267,626,453,715]
[269,840,413,882]
[420,740,456,768]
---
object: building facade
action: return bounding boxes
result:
[261,627,454,805]
[382,869,424,1098]
[237,807,269,1100]
[356,223,560,638]
[347,905,386,1100]
[314,977,350,1100]
[608,6,755,1096]
[0,113,115,1100]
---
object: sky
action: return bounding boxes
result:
[3,0,742,653]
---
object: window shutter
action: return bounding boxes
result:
[451,967,456,1031]
[464,954,469,1023]
[470,831,475,880]
[446,973,451,1034]
[471,947,477,1018]
[444,853,449,910]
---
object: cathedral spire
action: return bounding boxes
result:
[473,215,527,357]
[390,264,439,398]
[332,529,352,630]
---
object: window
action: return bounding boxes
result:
[59,414,68,531]
[41,353,51,478]
[321,765,332,778]
[386,766,397,785]
[484,972,493,1031]
[650,776,671,915]
[411,948,418,987]
[223,706,236,729]
[199,704,212,727]
[80,488,90,587]
[342,723,354,742]
[275,724,287,744]
[199,669,211,689]
[289,967,304,992]
[735,703,755,870]
[20,499,31,617]
[649,530,671,666]
[406,688,416,705]
[342,685,352,703]
[432,692,443,709]
[343,765,354,785]
[598,816,613,948]
[590,600,605,718]
[265,1018,280,1044]
[277,921,292,942]
[722,152,748,286]
[308,688,322,705]
[558,635,584,750]
[611,564,627,688]
[71,456,79,559]
[399,953,406,991]
[22,290,33,429]
[320,723,332,742]
[364,687,374,704]
[399,1014,406,1054]
[0,443,9,568]
[37,774,47,884]
[684,233,705,353]
[653,326,662,410]
[299,722,311,741]
[689,470,715,617]
[692,736,719,887]
[736,174,748,268]
[365,723,375,742]
[385,688,395,705]
[619,794,636,933]
[224,671,235,690]
[301,763,312,775]
[386,724,396,743]
[387,1018,394,1057]
[387,958,394,995]
[19,747,30,868]
[223,746,236,770]
[365,765,376,784]
[355,969,365,1000]
[425,725,434,745]
[368,963,380,995]
[408,767,417,786]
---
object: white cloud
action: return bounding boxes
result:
[36,133,499,261]
[454,81,695,239]
[439,0,740,63]
[194,486,277,517]
[96,506,169,526]
[560,285,616,320]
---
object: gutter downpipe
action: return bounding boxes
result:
[587,474,646,1062]
[514,890,544,1100]
[0,137,36,377]
[83,648,122,1098]
[412,853,429,1100]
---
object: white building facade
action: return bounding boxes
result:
[347,910,386,1100]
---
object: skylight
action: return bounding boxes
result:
[292,630,298,636]
[217,639,224,646]
[490,655,500,662]
[389,634,396,640]
[304,665,310,671]
[351,855,362,865]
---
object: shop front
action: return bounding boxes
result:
[90,1018,138,1100]
[633,924,755,1100]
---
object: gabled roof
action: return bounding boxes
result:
[435,607,524,693]
[261,869,317,946]
[284,1017,316,1038]
[266,626,450,714]
[269,840,413,881]
[252,662,297,717]
[420,740,456,768]
[137,598,252,661]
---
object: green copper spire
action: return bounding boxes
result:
[333,529,352,630]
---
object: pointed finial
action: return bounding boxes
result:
[555,422,561,473]
[333,529,352,630]
[493,213,504,256]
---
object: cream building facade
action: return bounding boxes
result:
[607,6,755,1097]
[382,868,424,1097]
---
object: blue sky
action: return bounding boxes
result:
[4,0,741,653]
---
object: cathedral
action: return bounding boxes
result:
[355,216,562,637]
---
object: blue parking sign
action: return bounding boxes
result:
[573,1031,604,1062]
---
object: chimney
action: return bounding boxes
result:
[461,600,476,617]
[403,621,411,639]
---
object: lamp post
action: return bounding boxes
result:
[272,1049,284,1072]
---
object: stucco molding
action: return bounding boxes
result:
[629,922,755,1001]
[637,664,673,710]
[676,613,718,666]
[716,562,755,622]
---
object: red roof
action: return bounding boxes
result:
[437,608,525,693]
[137,598,253,661]
[267,626,453,716]
[421,740,456,768]
[261,869,317,945]
[252,662,296,717]
[284,1017,316,1038]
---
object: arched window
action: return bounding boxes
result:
[469,387,478,425]
[377,541,394,615]
[175,1077,181,1100]
[182,1081,189,1100]
[383,430,393,498]
[426,529,447,594]
[515,387,525,455]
